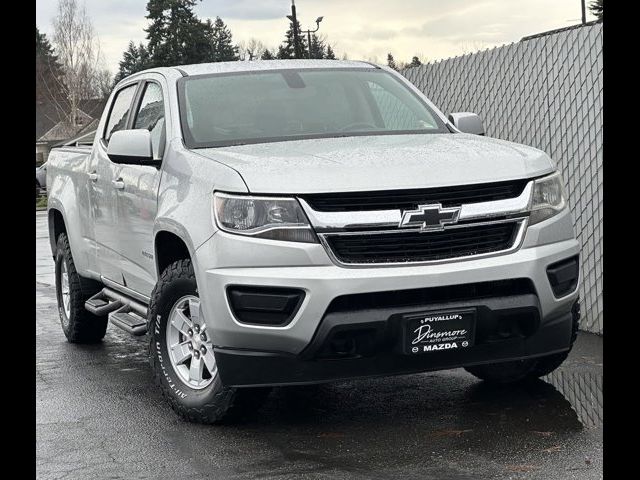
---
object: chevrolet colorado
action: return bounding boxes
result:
[46,60,580,423]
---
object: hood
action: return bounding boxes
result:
[195,133,555,194]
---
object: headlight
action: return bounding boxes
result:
[213,192,318,243]
[529,171,567,225]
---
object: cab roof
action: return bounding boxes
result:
[136,59,379,79]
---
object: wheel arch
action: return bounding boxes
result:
[154,229,194,277]
[48,207,67,257]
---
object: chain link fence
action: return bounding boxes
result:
[402,22,603,335]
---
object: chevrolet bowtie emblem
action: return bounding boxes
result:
[399,203,461,232]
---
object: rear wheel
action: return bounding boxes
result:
[148,259,270,423]
[55,233,108,343]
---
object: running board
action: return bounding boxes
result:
[85,287,148,336]
[109,307,147,336]
[85,291,123,316]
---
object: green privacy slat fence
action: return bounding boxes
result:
[402,23,603,334]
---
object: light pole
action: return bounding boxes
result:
[302,17,324,59]
[581,0,586,24]
[286,1,303,59]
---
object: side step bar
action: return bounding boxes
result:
[85,293,122,316]
[85,288,149,336]
[110,307,148,336]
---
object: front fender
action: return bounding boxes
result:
[155,139,248,261]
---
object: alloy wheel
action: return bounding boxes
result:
[166,295,217,389]
[60,260,71,322]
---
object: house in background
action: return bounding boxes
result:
[35,99,106,165]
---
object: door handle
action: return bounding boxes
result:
[112,179,125,190]
[89,172,98,182]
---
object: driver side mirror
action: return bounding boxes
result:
[448,112,485,136]
[107,129,158,165]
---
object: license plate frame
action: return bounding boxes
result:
[402,308,476,355]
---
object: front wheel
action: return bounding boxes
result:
[464,358,539,384]
[465,304,580,383]
[148,259,270,423]
[464,352,572,384]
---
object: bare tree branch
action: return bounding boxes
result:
[52,0,109,126]
[238,38,267,61]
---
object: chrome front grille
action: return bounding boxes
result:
[300,179,533,267]
[323,221,521,264]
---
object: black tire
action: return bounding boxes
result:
[148,259,271,424]
[531,304,580,377]
[55,233,108,343]
[464,358,539,384]
[465,304,580,384]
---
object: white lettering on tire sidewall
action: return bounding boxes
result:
[155,314,188,399]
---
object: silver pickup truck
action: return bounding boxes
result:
[46,59,581,423]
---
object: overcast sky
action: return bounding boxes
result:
[36,0,597,73]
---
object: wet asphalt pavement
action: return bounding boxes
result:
[36,212,603,479]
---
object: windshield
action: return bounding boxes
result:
[178,68,448,148]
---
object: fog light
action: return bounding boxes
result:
[227,286,305,326]
[547,255,579,298]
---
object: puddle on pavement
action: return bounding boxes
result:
[247,364,603,436]
[455,369,603,433]
[543,368,603,428]
[454,368,603,431]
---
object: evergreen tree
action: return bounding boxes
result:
[145,0,172,65]
[181,16,215,64]
[408,56,422,68]
[36,27,59,64]
[325,45,336,60]
[139,44,151,69]
[261,49,275,60]
[308,34,326,59]
[589,0,603,19]
[145,0,214,66]
[387,53,398,71]
[276,19,308,59]
[114,42,151,84]
[36,27,64,103]
[210,16,239,61]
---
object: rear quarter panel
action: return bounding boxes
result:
[47,146,97,277]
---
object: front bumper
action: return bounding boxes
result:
[214,305,577,387]
[193,209,580,385]
[196,241,579,353]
